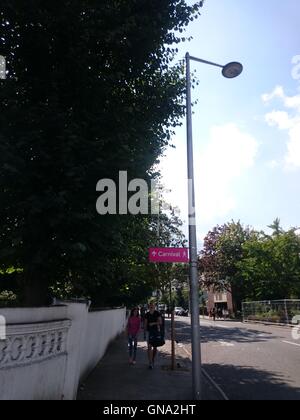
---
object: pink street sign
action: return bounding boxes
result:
[149,248,189,263]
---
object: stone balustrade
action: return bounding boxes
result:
[0,320,71,370]
[0,304,126,400]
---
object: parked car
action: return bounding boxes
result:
[158,304,167,315]
[175,307,189,316]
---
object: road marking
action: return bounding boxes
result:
[215,324,231,329]
[178,343,229,401]
[282,340,300,348]
[202,368,230,401]
[201,320,231,329]
[218,341,235,347]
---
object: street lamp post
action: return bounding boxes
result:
[186,53,243,400]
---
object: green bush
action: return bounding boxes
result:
[290,309,300,319]
[246,311,281,323]
[0,290,18,307]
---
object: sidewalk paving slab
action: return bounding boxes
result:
[77,323,222,401]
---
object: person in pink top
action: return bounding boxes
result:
[127,308,141,365]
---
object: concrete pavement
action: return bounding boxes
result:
[176,317,300,400]
[77,317,300,400]
[77,319,222,401]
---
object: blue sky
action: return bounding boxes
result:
[160,0,300,244]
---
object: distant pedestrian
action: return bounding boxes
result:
[144,301,163,370]
[217,307,222,319]
[212,307,216,322]
[127,308,141,365]
[223,309,229,319]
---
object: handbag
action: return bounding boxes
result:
[149,330,165,348]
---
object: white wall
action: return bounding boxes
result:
[0,303,126,400]
[80,309,126,380]
[0,305,69,324]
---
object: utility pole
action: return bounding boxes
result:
[185,52,243,400]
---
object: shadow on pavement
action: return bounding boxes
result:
[173,319,279,345]
[204,363,300,400]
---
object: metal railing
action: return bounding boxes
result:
[242,299,300,325]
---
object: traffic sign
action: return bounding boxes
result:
[149,248,189,263]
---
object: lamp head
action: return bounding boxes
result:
[222,62,243,79]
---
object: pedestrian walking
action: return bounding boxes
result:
[127,308,141,365]
[212,307,216,322]
[217,307,222,319]
[144,301,163,370]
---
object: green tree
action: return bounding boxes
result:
[268,218,284,237]
[200,219,300,307]
[0,1,203,305]
[50,206,188,307]
[239,222,300,300]
[199,221,253,310]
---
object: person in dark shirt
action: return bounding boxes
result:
[144,301,162,370]
[212,307,216,322]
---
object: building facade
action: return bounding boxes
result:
[206,289,234,316]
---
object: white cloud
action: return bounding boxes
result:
[267,160,279,169]
[263,86,300,170]
[262,85,300,111]
[285,95,300,110]
[265,111,296,130]
[160,124,258,232]
[262,86,285,104]
[197,124,258,222]
[285,123,300,168]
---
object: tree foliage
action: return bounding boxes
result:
[0,0,204,305]
[199,220,300,308]
[199,221,252,309]
[239,225,300,301]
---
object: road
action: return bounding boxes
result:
[174,316,300,400]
